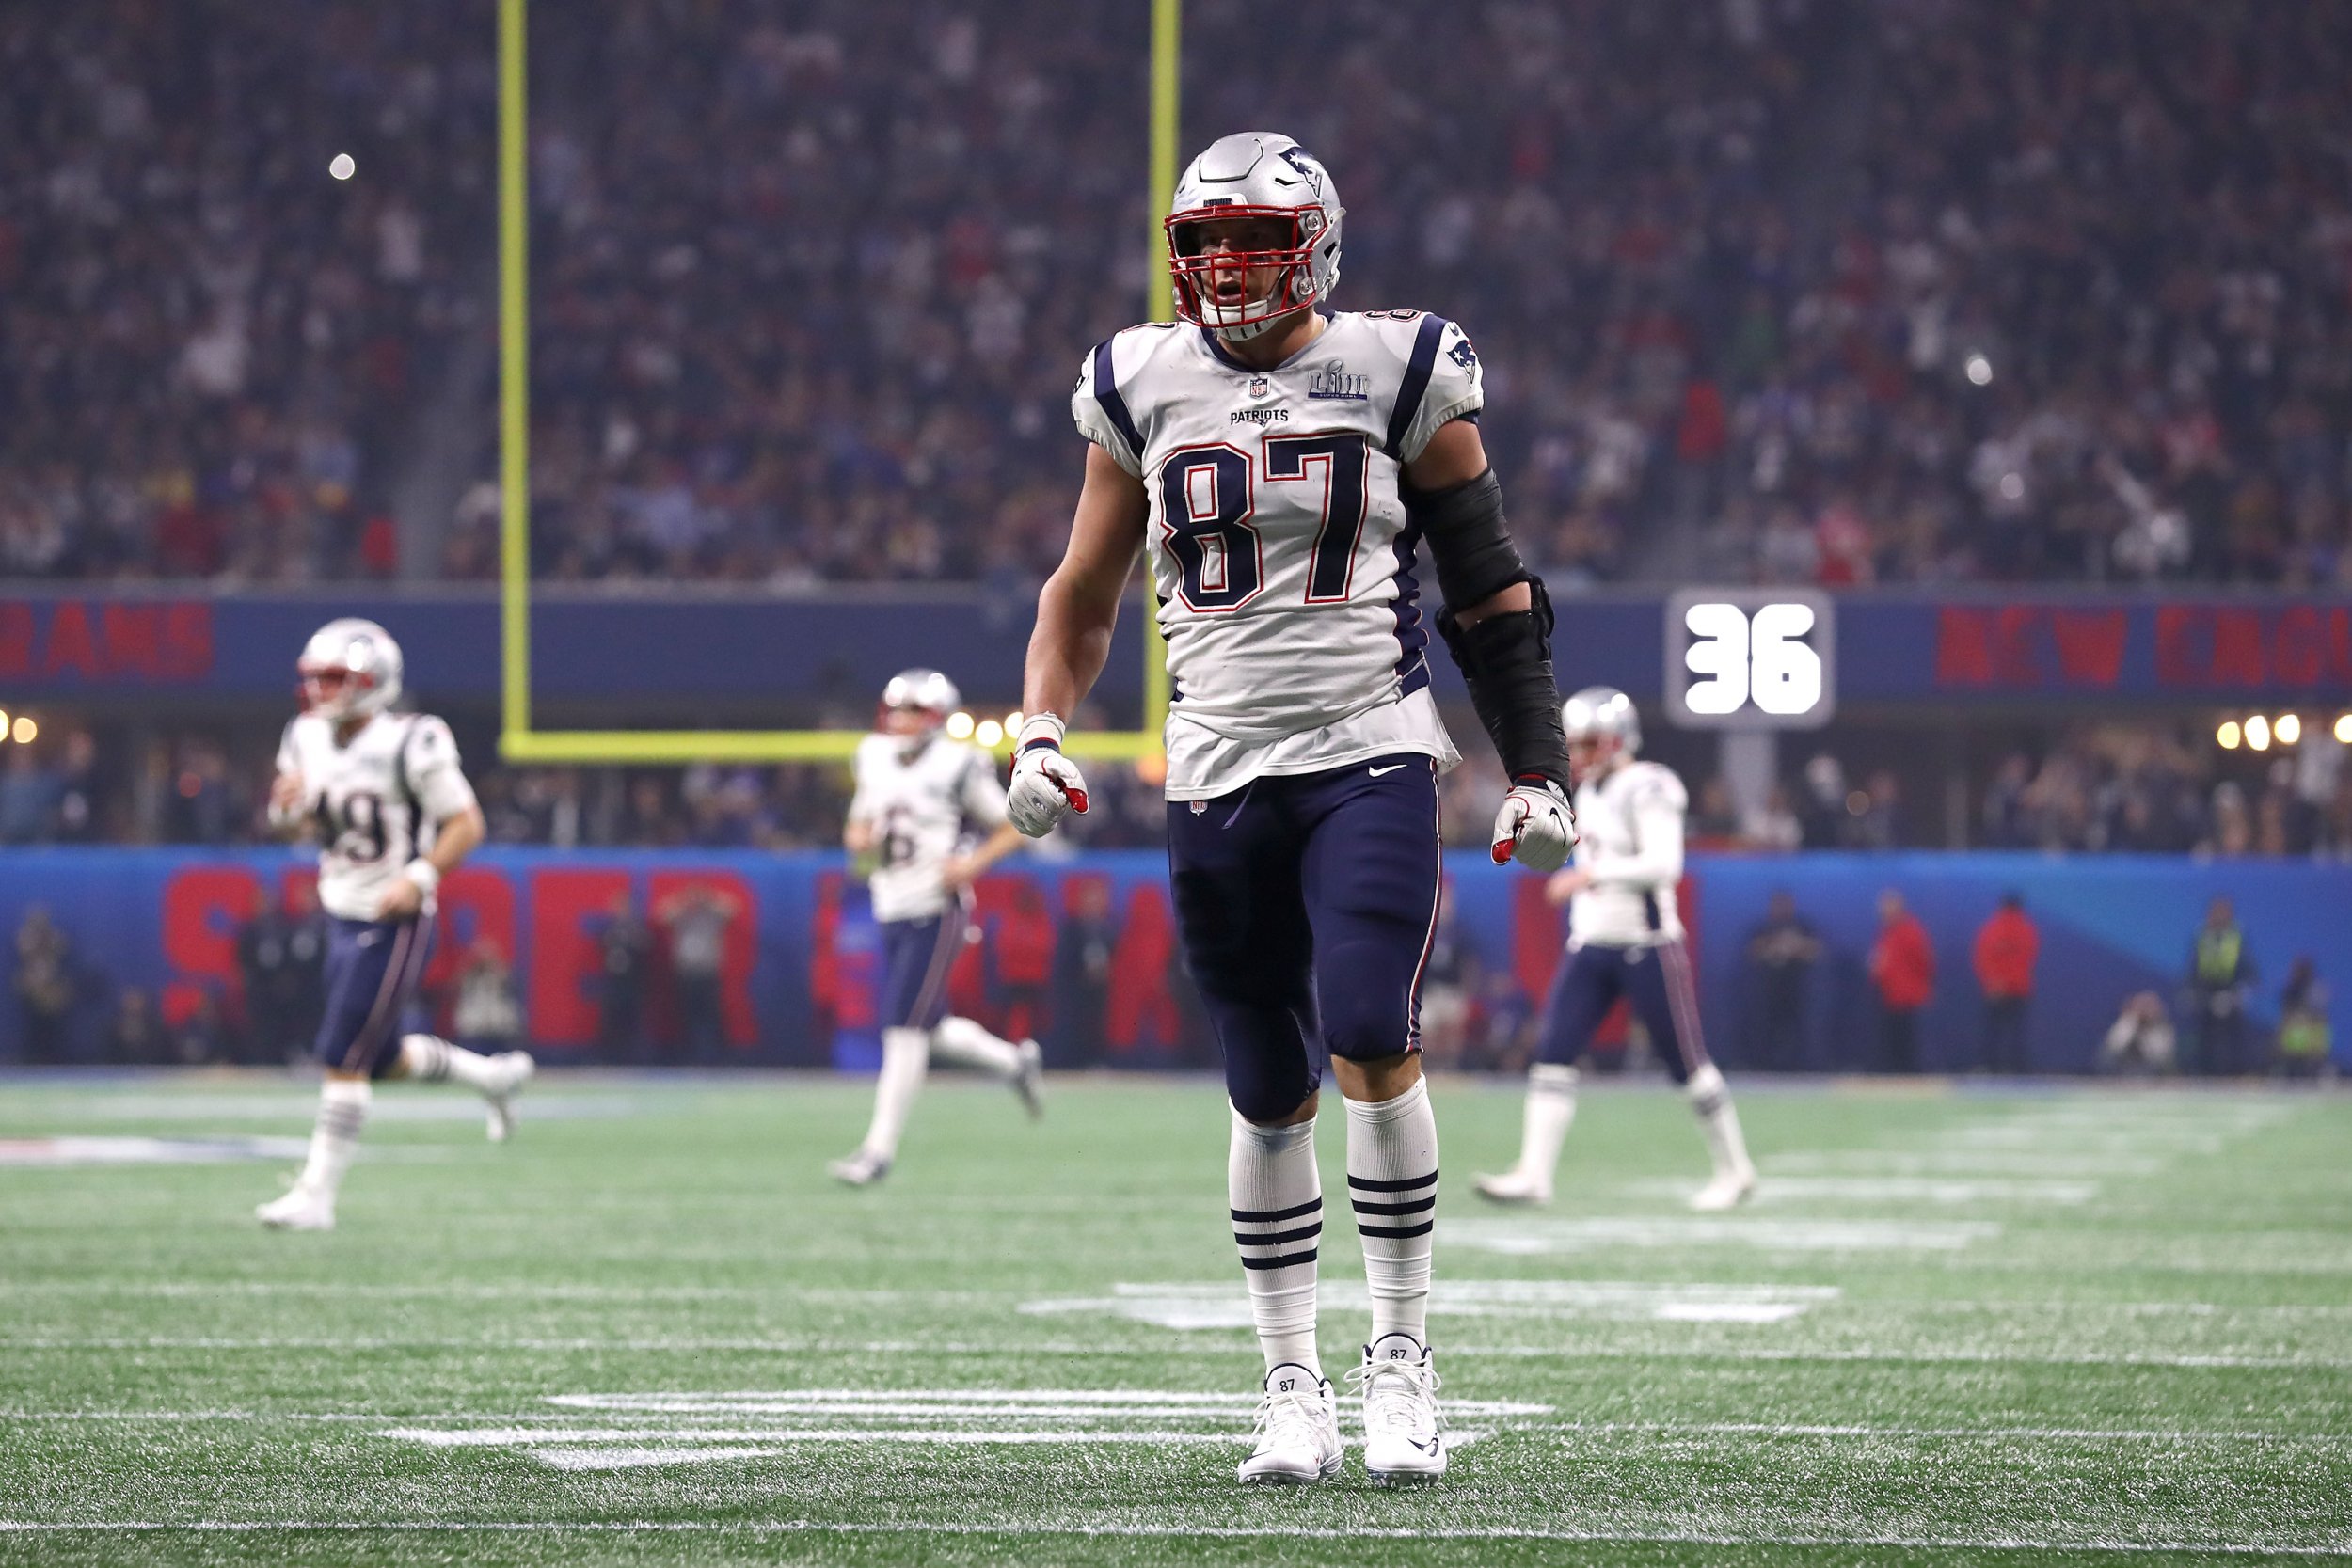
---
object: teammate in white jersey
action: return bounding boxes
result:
[1475,689,1758,1212]
[1008,133,1578,1488]
[254,619,532,1232]
[829,669,1043,1186]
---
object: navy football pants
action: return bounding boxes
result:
[1534,938,1714,1084]
[1166,754,1442,1124]
[878,902,968,1032]
[313,911,436,1078]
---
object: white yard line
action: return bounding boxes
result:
[0,1520,2343,1555]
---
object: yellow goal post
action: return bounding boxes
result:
[495,0,1176,765]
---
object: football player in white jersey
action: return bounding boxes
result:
[254,619,532,1231]
[828,669,1044,1186]
[1475,689,1758,1212]
[1008,133,1577,1487]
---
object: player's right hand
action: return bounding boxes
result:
[1490,778,1577,870]
[1006,715,1088,838]
[266,771,306,829]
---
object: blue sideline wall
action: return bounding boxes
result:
[0,848,2342,1071]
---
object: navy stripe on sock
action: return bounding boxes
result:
[1346,1170,1438,1193]
[1234,1224,1323,1249]
[1355,1220,1436,1241]
[1350,1195,1437,1217]
[1231,1197,1324,1224]
[1239,1249,1320,1271]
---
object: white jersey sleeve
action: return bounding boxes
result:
[1392,317,1485,466]
[1072,334,1148,478]
[402,715,478,824]
[960,751,1009,829]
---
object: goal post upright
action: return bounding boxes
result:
[496,0,1176,765]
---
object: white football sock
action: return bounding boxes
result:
[1517,1063,1579,1185]
[859,1026,930,1161]
[930,1015,1024,1078]
[399,1034,504,1095]
[1230,1109,1323,1380]
[1687,1063,1754,1178]
[1345,1077,1438,1347]
[297,1078,370,1198]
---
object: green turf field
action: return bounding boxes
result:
[2,1072,2347,1566]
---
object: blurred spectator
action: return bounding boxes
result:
[1743,890,1820,1071]
[1868,889,1935,1073]
[594,894,652,1064]
[2100,991,2177,1076]
[0,746,63,844]
[1417,885,1474,1068]
[13,907,76,1063]
[2276,958,2333,1083]
[1049,878,1115,1068]
[169,992,226,1067]
[453,941,523,1056]
[237,890,301,1065]
[1972,893,2040,1074]
[656,885,740,1066]
[104,986,160,1066]
[2185,895,2256,1075]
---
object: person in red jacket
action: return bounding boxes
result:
[1972,892,2040,1075]
[1868,889,1936,1073]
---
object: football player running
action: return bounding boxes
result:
[828,669,1043,1186]
[257,619,532,1231]
[1009,133,1575,1487]
[1475,689,1758,1212]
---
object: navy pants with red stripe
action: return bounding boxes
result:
[1166,754,1442,1124]
[1535,938,1713,1084]
[878,905,966,1032]
[313,912,436,1078]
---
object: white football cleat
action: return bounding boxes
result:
[1471,1168,1551,1206]
[828,1149,891,1187]
[484,1051,535,1144]
[256,1185,335,1231]
[1011,1038,1044,1120]
[1689,1164,1758,1212]
[1237,1364,1342,1485]
[1353,1335,1447,1486]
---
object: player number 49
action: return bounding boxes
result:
[1683,602,1822,717]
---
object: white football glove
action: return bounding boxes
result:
[1490,778,1578,871]
[1005,714,1089,838]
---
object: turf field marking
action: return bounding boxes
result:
[0,1135,312,1167]
[1640,1176,2100,1206]
[1447,1215,2001,1254]
[0,1521,2344,1555]
[1020,1279,1838,1329]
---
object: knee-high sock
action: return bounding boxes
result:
[399,1034,504,1095]
[297,1078,370,1198]
[1345,1077,1438,1347]
[1687,1063,1754,1179]
[1516,1063,1579,1186]
[1230,1110,1322,1379]
[930,1015,1023,1078]
[859,1026,930,1161]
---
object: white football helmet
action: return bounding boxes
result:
[1166,132,1344,341]
[880,668,960,745]
[1562,686,1641,759]
[298,618,404,721]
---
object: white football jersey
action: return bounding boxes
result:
[277,711,478,922]
[1568,760,1690,948]
[848,733,1009,924]
[1074,310,1483,799]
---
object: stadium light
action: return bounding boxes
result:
[2245,714,2271,751]
[975,719,1005,748]
[945,711,976,740]
[328,152,356,181]
[1965,354,1993,386]
[2217,720,2241,750]
[0,708,8,738]
[2338,713,2352,744]
[10,715,35,744]
[2276,713,2302,746]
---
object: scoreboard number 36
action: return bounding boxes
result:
[1664,589,1836,730]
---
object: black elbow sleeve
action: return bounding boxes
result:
[1413,467,1570,788]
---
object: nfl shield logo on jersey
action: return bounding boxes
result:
[1247,375,1272,400]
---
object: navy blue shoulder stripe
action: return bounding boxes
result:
[1091,338,1144,460]
[1383,314,1450,461]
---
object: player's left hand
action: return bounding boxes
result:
[1491,779,1577,871]
[1545,866,1592,905]
[940,854,979,892]
[375,877,426,920]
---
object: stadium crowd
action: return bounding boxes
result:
[6,2,2351,590]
